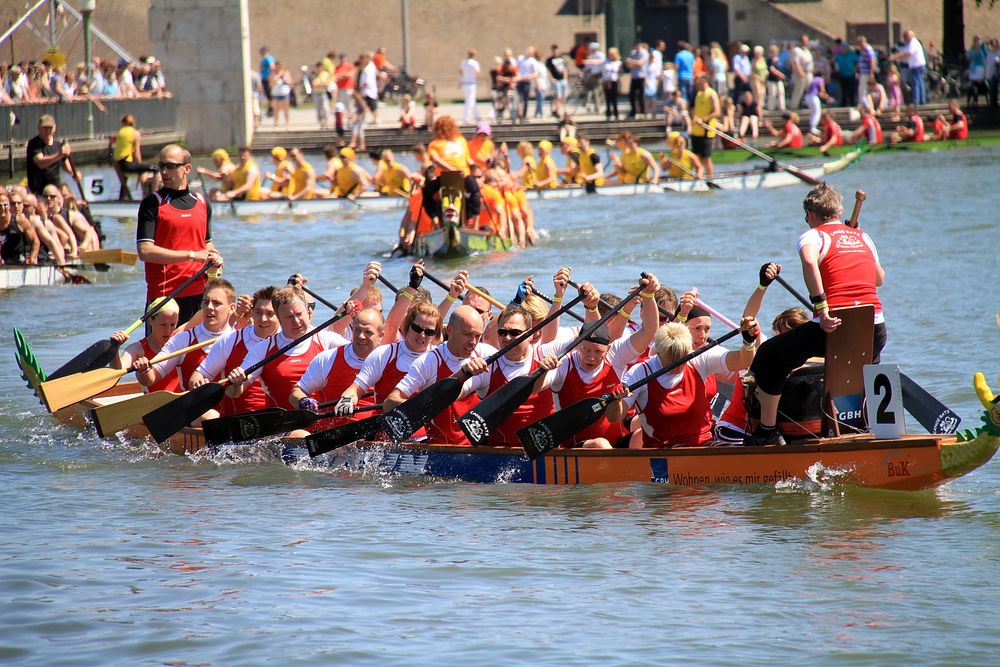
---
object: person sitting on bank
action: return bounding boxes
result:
[748,183,887,446]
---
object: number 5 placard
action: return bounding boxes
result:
[863,364,905,439]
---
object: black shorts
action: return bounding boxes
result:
[365,96,378,112]
[691,134,713,158]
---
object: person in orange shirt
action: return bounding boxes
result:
[498,173,526,248]
[468,122,496,172]
[474,166,508,236]
[422,115,481,223]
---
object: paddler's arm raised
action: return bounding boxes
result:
[741,262,780,343]
[437,270,468,320]
[627,272,661,352]
[541,267,572,343]
[725,317,761,371]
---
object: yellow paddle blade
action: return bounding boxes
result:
[40,366,126,413]
[79,248,139,265]
[91,390,186,438]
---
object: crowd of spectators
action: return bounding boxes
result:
[0,56,171,106]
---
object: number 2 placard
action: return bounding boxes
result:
[863,364,905,439]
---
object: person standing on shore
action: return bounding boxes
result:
[26,115,79,197]
[460,48,481,123]
[259,46,275,116]
[136,144,223,324]
[889,30,927,105]
[546,44,568,119]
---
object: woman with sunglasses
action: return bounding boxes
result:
[13,189,65,266]
[0,191,41,265]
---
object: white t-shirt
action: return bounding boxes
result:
[517,55,539,79]
[296,343,366,395]
[460,58,480,85]
[603,60,623,82]
[359,61,378,98]
[151,322,231,381]
[533,59,550,92]
[395,342,496,398]
[646,49,663,80]
[195,326,268,380]
[905,37,927,69]
[241,330,348,382]
[354,340,426,392]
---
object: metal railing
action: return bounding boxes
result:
[1,98,177,144]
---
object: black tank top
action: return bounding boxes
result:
[0,221,27,263]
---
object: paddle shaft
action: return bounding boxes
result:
[695,298,740,330]
[482,292,587,365]
[774,275,813,310]
[376,274,400,294]
[66,155,88,204]
[847,190,866,229]
[422,270,505,310]
[567,279,675,324]
[660,152,718,188]
[244,310,350,377]
[695,119,820,186]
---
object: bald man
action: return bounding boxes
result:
[385,305,497,444]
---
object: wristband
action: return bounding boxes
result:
[400,290,415,301]
[188,250,195,261]
[676,314,688,323]
[586,306,600,314]
[741,340,757,351]
[813,300,829,312]
[757,283,767,291]
[446,293,458,303]
[809,292,828,305]
[640,290,656,299]
[620,310,633,319]
[551,296,563,303]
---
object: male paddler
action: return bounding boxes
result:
[690,75,720,177]
[136,144,223,324]
[287,147,319,200]
[26,114,80,196]
[215,147,262,201]
[749,183,887,446]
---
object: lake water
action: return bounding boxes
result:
[2,146,999,665]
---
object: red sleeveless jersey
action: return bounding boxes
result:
[948,110,967,139]
[372,342,409,403]
[144,191,209,302]
[639,362,714,447]
[260,335,325,409]
[139,338,181,393]
[425,348,479,445]
[908,114,925,142]
[485,355,554,447]
[822,122,843,146]
[177,329,211,391]
[815,222,882,315]
[218,328,275,417]
[785,120,804,148]
[556,354,626,446]
[719,379,748,431]
[861,115,883,144]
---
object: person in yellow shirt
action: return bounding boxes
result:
[371,149,412,196]
[287,147,318,200]
[196,148,237,199]
[262,146,293,199]
[573,134,604,192]
[217,146,262,201]
[316,144,344,191]
[660,132,704,180]
[558,136,580,184]
[532,139,559,189]
[514,141,536,188]
[467,122,496,172]
[332,147,372,199]
[109,114,158,199]
[690,74,720,176]
[612,131,659,184]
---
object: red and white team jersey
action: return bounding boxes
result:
[798,222,883,322]
[138,338,181,393]
[195,326,274,416]
[354,340,425,403]
[538,334,642,445]
[860,115,883,144]
[395,342,497,444]
[621,347,730,446]
[240,329,347,409]
[297,343,370,405]
[150,322,230,390]
[142,191,209,303]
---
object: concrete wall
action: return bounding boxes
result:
[148,0,250,151]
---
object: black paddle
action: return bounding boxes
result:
[568,279,679,325]
[773,274,960,434]
[457,286,645,446]
[203,401,383,444]
[659,151,722,190]
[142,307,352,443]
[519,328,742,460]
[47,263,213,380]
[696,120,820,186]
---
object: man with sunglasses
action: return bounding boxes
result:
[137,144,224,324]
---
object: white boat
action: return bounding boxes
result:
[85,150,861,219]
[0,263,105,290]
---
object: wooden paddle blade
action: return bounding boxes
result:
[901,374,961,434]
[784,164,821,186]
[458,373,538,446]
[91,390,185,438]
[142,382,227,443]
[39,366,125,412]
[48,338,119,380]
[518,396,609,461]
[306,414,387,457]
[202,407,316,444]
[382,377,464,443]
[79,248,139,265]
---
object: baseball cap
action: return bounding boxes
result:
[38,114,56,128]
[538,139,553,152]
[561,136,578,147]
[582,323,612,346]
[475,121,491,136]
[340,147,356,159]
[271,146,287,160]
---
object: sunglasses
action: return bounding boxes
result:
[408,323,437,337]
[43,193,59,199]
[496,328,525,338]
[0,203,9,209]
[158,161,187,170]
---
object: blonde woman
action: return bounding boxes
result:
[602,47,622,120]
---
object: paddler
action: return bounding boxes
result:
[109,296,182,394]
[749,183,887,446]
[0,190,41,264]
[332,147,372,199]
[109,114,158,199]
[891,104,925,144]
[689,75,720,176]
[216,147,262,201]
[225,284,352,411]
[612,131,659,184]
[514,141,537,189]
[476,168,508,235]
[384,305,498,444]
[196,148,236,199]
[573,134,604,193]
[132,278,236,391]
[848,104,882,145]
[315,145,343,189]
[188,286,279,416]
[371,149,412,196]
[810,111,844,153]
[286,147,319,200]
[661,132,704,180]
[531,140,559,189]
[261,146,292,199]
[467,122,496,172]
[137,144,223,324]
[763,111,804,149]
[558,136,580,184]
